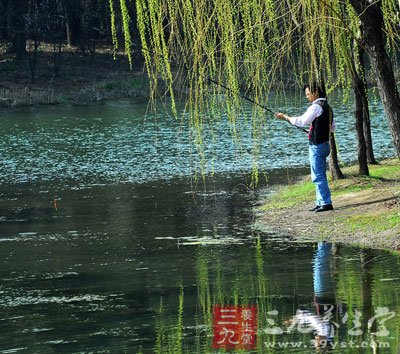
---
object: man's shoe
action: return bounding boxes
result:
[309,205,321,211]
[315,204,334,212]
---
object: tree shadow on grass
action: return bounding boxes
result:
[335,195,399,210]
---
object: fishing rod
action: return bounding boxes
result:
[132,44,308,134]
[207,77,308,134]
[207,78,274,114]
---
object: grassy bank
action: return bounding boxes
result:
[255,159,400,250]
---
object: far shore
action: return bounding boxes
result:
[0,44,151,108]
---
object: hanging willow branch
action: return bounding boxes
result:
[120,0,133,68]
[109,0,118,58]
[110,0,399,182]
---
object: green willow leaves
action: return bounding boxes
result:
[111,0,399,183]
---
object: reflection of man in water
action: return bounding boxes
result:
[286,242,337,349]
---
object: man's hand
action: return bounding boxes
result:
[275,112,287,120]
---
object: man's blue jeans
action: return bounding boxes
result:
[309,142,332,206]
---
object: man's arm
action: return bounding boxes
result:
[275,104,322,127]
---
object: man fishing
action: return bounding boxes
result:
[275,82,334,212]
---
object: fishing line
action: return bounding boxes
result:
[208,77,308,134]
[131,43,308,134]
[207,77,274,114]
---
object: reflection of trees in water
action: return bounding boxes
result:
[152,237,270,352]
[336,246,400,352]
[154,284,184,354]
[152,240,400,352]
[361,250,375,339]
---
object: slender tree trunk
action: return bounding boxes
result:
[349,0,400,159]
[7,0,28,60]
[357,47,377,164]
[0,2,6,39]
[327,103,344,180]
[322,79,344,180]
[362,92,376,164]
[353,73,369,175]
[66,20,73,47]
[28,40,40,84]
[329,133,344,180]
[352,42,370,175]
[361,250,376,340]
[63,0,82,47]
[53,41,63,78]
[6,0,13,42]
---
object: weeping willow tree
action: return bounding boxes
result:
[111,0,400,183]
[350,0,400,158]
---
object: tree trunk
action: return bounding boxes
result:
[357,47,377,164]
[349,0,400,159]
[66,20,73,47]
[353,73,369,176]
[53,41,63,78]
[362,92,377,164]
[328,103,344,180]
[28,40,40,84]
[6,0,14,42]
[0,1,6,39]
[361,250,375,337]
[63,0,82,47]
[7,0,28,60]
[329,133,344,180]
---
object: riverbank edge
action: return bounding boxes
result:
[253,159,400,251]
[0,70,152,108]
[0,45,156,108]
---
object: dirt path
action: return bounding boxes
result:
[256,178,400,250]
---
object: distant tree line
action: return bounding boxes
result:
[0,0,139,61]
[0,0,146,84]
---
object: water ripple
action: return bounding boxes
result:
[0,97,395,187]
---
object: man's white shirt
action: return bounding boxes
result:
[288,98,335,132]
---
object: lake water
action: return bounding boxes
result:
[0,97,399,353]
